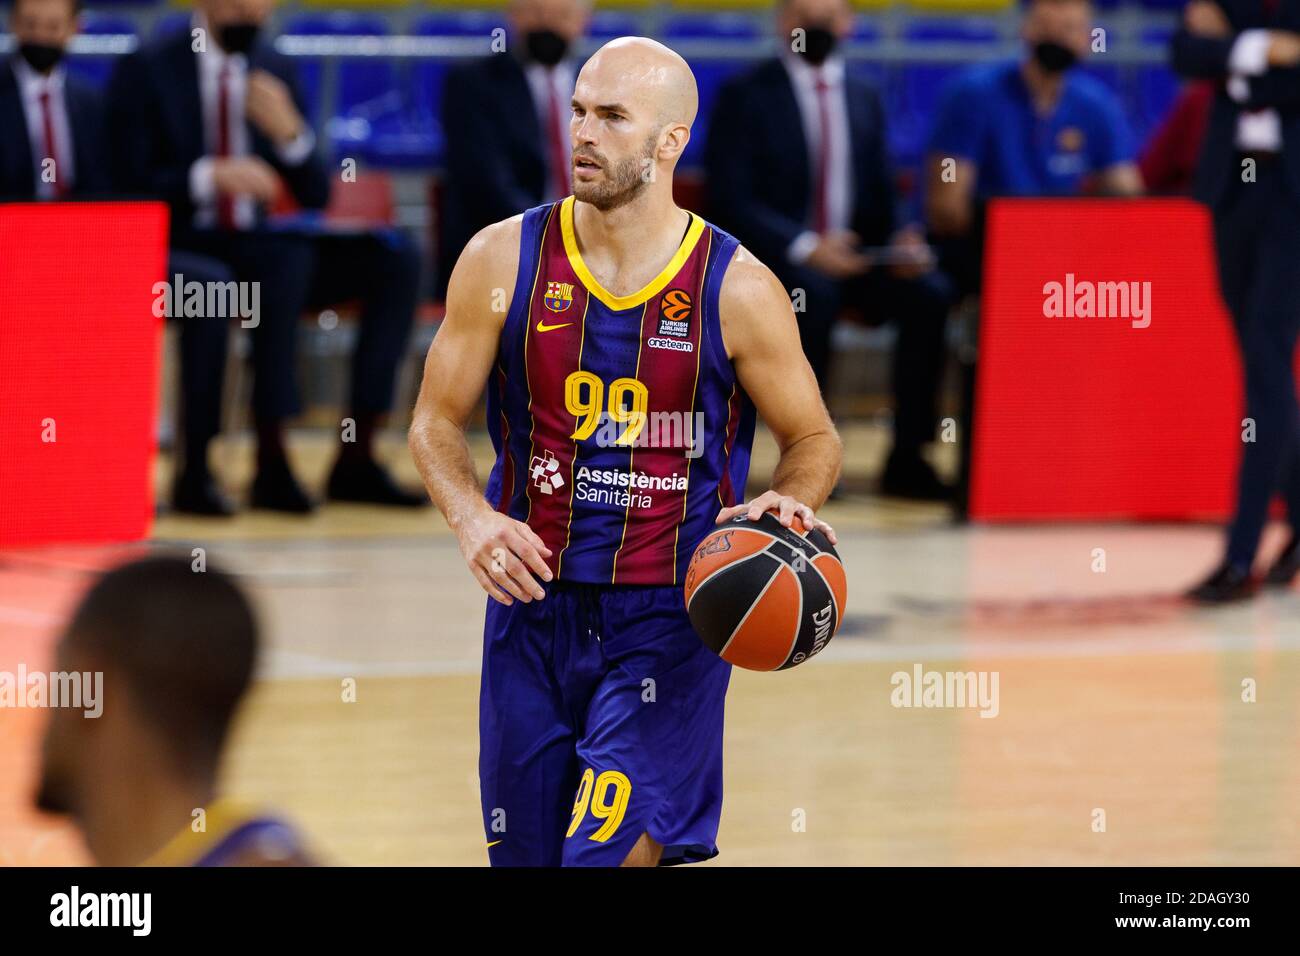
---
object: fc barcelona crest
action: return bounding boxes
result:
[544,281,574,313]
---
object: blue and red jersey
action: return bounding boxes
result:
[484,196,756,586]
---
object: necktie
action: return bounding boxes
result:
[813,74,832,235]
[547,74,570,199]
[39,88,67,198]
[216,62,235,229]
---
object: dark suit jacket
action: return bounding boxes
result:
[438,52,550,296]
[1173,0,1300,205]
[0,57,110,200]
[704,58,897,305]
[105,28,329,235]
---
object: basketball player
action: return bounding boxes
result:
[35,555,314,866]
[409,37,842,867]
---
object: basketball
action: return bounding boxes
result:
[684,511,847,671]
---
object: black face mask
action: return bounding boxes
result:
[218,22,261,56]
[1032,40,1078,73]
[18,42,64,75]
[524,29,569,67]
[798,25,838,66]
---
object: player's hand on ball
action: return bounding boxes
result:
[457,510,553,605]
[715,490,837,545]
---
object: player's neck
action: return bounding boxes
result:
[85,773,216,866]
[572,188,688,275]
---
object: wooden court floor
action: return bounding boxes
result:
[2,423,1298,866]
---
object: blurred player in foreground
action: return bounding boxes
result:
[36,555,313,866]
[409,37,842,866]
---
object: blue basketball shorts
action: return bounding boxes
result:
[478,582,732,867]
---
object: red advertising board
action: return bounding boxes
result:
[0,202,168,546]
[969,198,1282,522]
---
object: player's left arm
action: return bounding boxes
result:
[716,245,843,543]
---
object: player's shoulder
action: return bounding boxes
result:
[720,244,784,294]
[465,213,525,260]
[717,244,790,324]
[445,210,534,319]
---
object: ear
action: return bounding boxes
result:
[658,123,691,164]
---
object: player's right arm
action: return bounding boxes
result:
[408,218,552,605]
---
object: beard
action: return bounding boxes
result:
[571,134,659,212]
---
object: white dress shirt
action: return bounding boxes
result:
[1226,29,1283,151]
[11,57,75,199]
[525,60,576,202]
[781,52,854,265]
[188,15,316,229]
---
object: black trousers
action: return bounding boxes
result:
[173,228,315,421]
[165,250,232,472]
[173,227,419,426]
[798,268,953,459]
[304,229,420,416]
[1212,160,1300,567]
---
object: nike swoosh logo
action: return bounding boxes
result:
[487,840,502,848]
[536,320,572,333]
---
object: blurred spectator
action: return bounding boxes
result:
[107,0,424,515]
[1139,79,1215,194]
[0,0,107,199]
[1,0,236,520]
[707,0,954,501]
[37,556,315,866]
[437,0,592,297]
[925,0,1142,293]
[1175,0,1300,601]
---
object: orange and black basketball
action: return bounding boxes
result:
[684,511,847,671]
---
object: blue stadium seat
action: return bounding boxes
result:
[846,18,887,103]
[894,18,1002,167]
[281,13,435,167]
[66,13,136,89]
[408,12,508,169]
[662,14,765,168]
[151,10,191,40]
[282,13,394,129]
[586,11,643,45]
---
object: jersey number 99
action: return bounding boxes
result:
[565,371,648,446]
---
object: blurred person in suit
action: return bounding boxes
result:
[36,555,315,866]
[1139,79,1216,194]
[0,0,107,199]
[706,0,954,501]
[108,0,423,515]
[925,0,1142,295]
[1175,0,1300,601]
[0,0,241,522]
[438,0,592,298]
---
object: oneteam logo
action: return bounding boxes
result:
[652,289,694,352]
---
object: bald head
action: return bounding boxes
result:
[580,36,698,130]
[569,36,698,210]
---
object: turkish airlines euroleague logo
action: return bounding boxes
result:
[651,289,694,353]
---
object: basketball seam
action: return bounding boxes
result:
[685,548,774,612]
[717,562,786,664]
[717,525,819,563]
[777,561,805,670]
